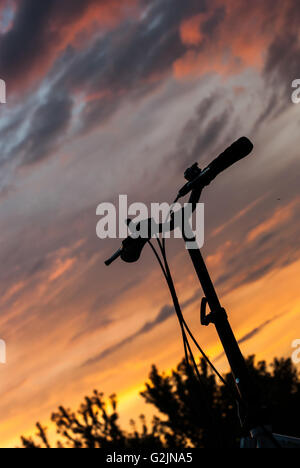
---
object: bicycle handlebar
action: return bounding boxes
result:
[105,137,253,266]
[177,137,253,199]
[105,247,123,266]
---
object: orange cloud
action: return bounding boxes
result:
[174,0,291,79]
[48,257,76,282]
[56,0,138,52]
[0,281,25,305]
[180,14,204,46]
[173,48,240,79]
[207,240,232,269]
[247,199,299,243]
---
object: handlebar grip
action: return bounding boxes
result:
[178,137,254,198]
[104,248,122,266]
[206,137,253,181]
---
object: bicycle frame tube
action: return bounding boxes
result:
[184,188,262,429]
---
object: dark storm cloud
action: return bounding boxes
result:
[17,91,73,165]
[201,6,225,37]
[178,92,222,150]
[262,1,300,104]
[170,91,234,170]
[50,0,238,139]
[188,110,231,164]
[4,0,296,172]
[0,0,211,168]
[141,0,207,29]
[1,0,299,174]
[0,0,130,85]
[78,96,120,135]
[0,0,57,82]
[0,87,73,171]
[53,17,185,134]
[0,0,208,90]
[53,0,208,110]
[264,33,300,88]
[252,93,281,131]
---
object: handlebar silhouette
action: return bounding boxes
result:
[105,137,253,266]
[177,137,253,199]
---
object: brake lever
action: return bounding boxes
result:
[120,235,148,263]
[105,215,164,267]
[104,198,200,267]
[105,234,148,266]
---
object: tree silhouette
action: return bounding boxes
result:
[20,391,163,449]
[141,356,300,448]
[20,355,300,448]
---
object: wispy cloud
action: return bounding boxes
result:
[82,290,201,368]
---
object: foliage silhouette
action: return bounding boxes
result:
[20,355,300,448]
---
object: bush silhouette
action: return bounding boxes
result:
[20,355,300,448]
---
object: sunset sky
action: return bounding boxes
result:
[0,0,300,447]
